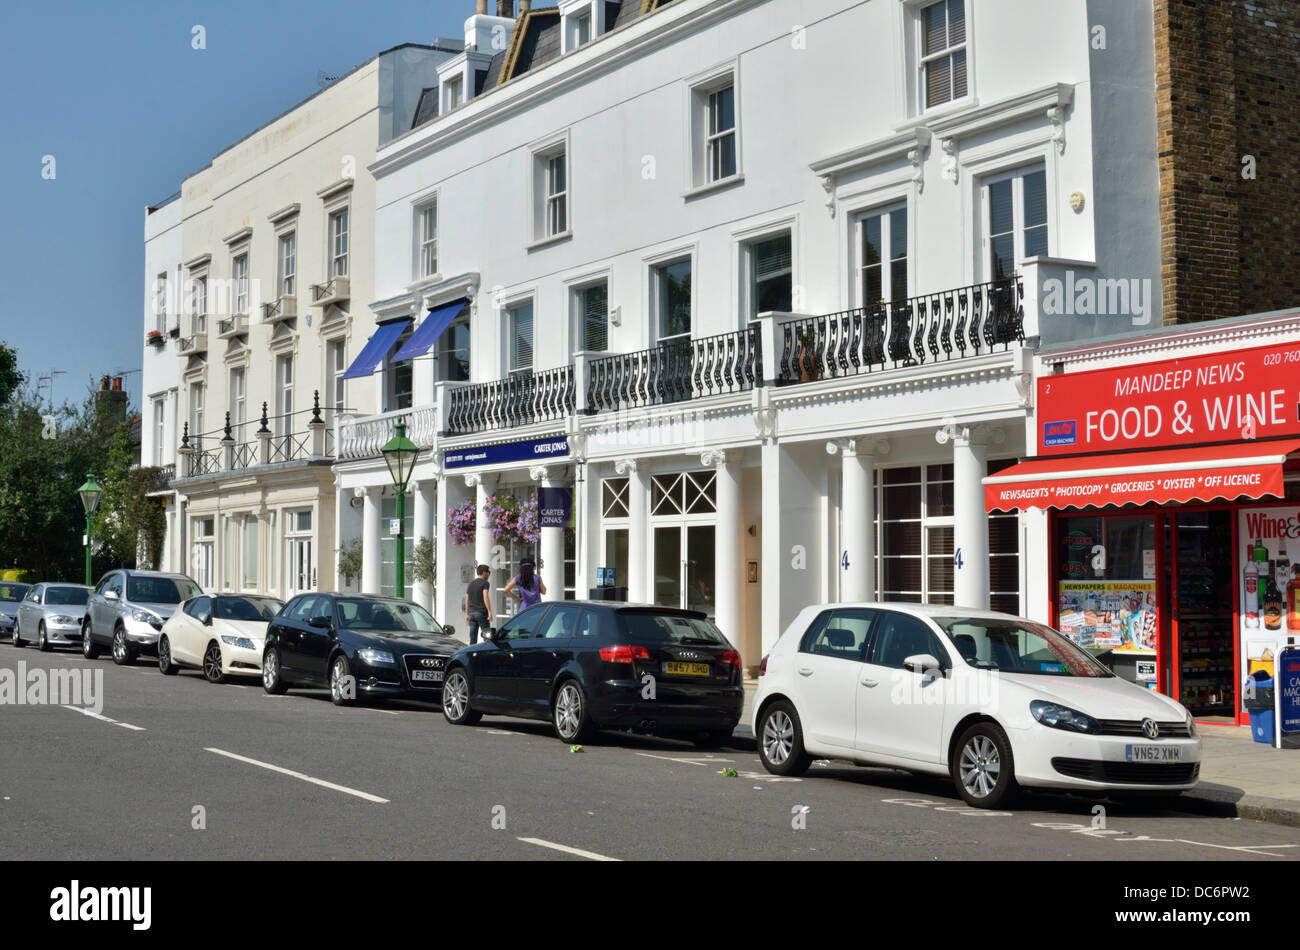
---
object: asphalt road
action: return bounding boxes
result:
[3,644,1299,862]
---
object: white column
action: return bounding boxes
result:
[707,451,742,647]
[412,480,434,610]
[835,438,883,603]
[617,459,648,603]
[467,473,496,615]
[759,439,783,654]
[533,465,566,601]
[950,425,990,610]
[361,486,381,595]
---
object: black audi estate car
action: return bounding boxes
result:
[440,601,744,746]
[261,593,462,706]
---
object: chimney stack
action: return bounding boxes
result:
[476,0,486,13]
[496,0,513,18]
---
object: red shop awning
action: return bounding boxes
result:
[984,439,1300,512]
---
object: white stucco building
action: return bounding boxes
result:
[149,43,461,597]
[334,0,1168,670]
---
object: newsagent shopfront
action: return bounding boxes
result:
[985,318,1300,726]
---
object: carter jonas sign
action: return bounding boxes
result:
[1038,340,1300,455]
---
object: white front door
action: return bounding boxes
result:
[285,509,314,595]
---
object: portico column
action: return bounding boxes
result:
[532,465,566,601]
[833,438,887,603]
[360,486,381,595]
[704,450,741,646]
[412,479,435,611]
[616,458,647,603]
[946,423,990,610]
[466,473,497,615]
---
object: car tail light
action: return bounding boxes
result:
[599,644,651,664]
[719,650,741,670]
[759,654,768,676]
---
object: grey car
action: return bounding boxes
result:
[13,583,91,651]
[82,570,202,665]
[0,582,31,640]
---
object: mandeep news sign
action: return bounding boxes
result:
[1037,340,1300,455]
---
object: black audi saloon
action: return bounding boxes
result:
[440,601,744,746]
[261,593,462,706]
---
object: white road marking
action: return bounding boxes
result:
[517,837,620,861]
[60,706,145,731]
[204,747,389,803]
[634,752,733,766]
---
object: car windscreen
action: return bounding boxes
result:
[0,584,30,602]
[335,598,439,633]
[127,576,201,605]
[213,596,283,621]
[45,587,89,606]
[618,610,726,646]
[934,617,1113,677]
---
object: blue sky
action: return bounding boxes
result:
[0,0,469,413]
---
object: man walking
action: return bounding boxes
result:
[463,564,492,645]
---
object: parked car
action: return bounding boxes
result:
[13,583,91,651]
[261,593,461,706]
[0,582,32,642]
[82,570,202,665]
[752,603,1202,808]
[440,602,744,746]
[158,594,284,682]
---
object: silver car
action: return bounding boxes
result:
[0,582,31,640]
[82,570,202,665]
[13,583,91,651]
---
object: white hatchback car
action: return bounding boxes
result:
[753,603,1201,808]
[158,594,284,683]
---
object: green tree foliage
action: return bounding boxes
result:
[0,343,21,409]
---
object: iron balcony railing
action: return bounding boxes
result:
[446,365,574,436]
[178,394,333,477]
[146,465,175,493]
[777,276,1023,385]
[586,325,762,414]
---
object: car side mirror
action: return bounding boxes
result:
[442,624,456,636]
[307,615,333,629]
[199,612,212,626]
[105,590,119,601]
[481,627,496,642]
[904,653,942,675]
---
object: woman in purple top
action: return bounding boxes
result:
[505,560,546,609]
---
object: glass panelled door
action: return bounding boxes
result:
[652,524,716,617]
[286,509,314,595]
[1173,510,1235,719]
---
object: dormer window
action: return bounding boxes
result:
[444,74,464,111]
[560,0,604,53]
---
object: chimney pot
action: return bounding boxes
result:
[475,0,486,13]
[496,0,514,18]
[519,0,530,14]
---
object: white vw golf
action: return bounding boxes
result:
[753,604,1201,808]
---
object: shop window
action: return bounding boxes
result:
[603,528,629,592]
[987,458,1021,615]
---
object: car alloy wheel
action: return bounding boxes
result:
[262,648,287,694]
[38,623,50,653]
[330,655,354,706]
[82,623,99,660]
[952,722,1018,809]
[203,642,226,684]
[553,680,593,743]
[441,669,481,726]
[112,629,128,665]
[959,735,1000,800]
[158,636,178,675]
[763,710,795,765]
[11,622,22,648]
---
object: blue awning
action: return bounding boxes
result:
[341,318,412,380]
[392,298,469,363]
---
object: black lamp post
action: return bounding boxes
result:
[380,421,419,596]
[77,474,102,586]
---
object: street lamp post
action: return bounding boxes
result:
[380,421,419,598]
[77,474,102,586]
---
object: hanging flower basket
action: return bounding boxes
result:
[483,493,541,546]
[146,330,165,348]
[447,501,476,546]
